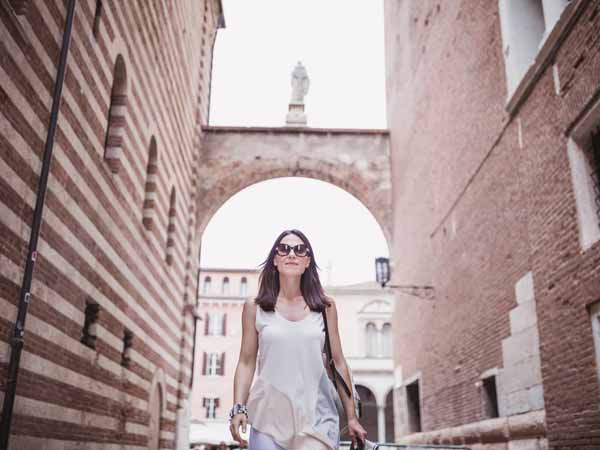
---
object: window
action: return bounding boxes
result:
[203,352,225,376]
[222,277,230,295]
[540,0,571,34]
[590,301,600,383]
[203,276,212,294]
[589,129,600,225]
[165,187,176,265]
[207,312,226,336]
[148,382,163,450]
[207,352,220,375]
[104,55,128,173]
[203,397,219,419]
[481,375,499,418]
[406,379,422,433]
[365,322,377,357]
[382,323,392,357]
[567,106,600,251]
[81,302,100,349]
[121,329,133,367]
[240,277,248,296]
[365,322,393,357]
[8,0,29,15]
[142,136,158,230]
[498,0,570,96]
[92,0,102,36]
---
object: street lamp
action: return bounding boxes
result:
[375,257,391,286]
[375,257,435,300]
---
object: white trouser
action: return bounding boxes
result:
[248,428,287,450]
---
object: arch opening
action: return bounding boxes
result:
[197,176,390,287]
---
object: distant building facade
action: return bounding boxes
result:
[190,268,259,431]
[324,282,395,444]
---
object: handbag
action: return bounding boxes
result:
[321,310,362,430]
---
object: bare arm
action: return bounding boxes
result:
[325,298,357,421]
[233,298,258,405]
[229,299,258,447]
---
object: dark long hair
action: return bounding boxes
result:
[255,229,332,312]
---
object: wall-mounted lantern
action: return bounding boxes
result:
[375,257,435,300]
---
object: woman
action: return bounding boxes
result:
[229,229,368,450]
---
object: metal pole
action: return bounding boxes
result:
[0,0,76,447]
[339,443,471,450]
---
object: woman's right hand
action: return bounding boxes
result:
[229,413,248,448]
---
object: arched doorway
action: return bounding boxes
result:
[347,385,377,442]
[196,171,391,446]
[148,381,163,450]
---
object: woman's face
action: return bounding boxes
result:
[273,233,311,276]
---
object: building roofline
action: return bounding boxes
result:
[202,125,390,135]
[200,267,261,273]
[198,295,250,301]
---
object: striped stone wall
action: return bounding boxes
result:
[0,0,222,448]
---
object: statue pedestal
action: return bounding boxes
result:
[286,101,307,127]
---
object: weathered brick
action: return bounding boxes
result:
[384,0,600,447]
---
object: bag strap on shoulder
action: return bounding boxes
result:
[322,308,352,398]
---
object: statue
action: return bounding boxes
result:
[286,61,309,126]
[290,61,310,104]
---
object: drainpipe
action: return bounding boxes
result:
[189,268,203,389]
[0,0,76,448]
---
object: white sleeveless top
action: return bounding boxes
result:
[247,305,340,450]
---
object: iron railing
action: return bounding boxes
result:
[340,441,471,450]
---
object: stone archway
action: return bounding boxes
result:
[148,385,162,450]
[196,126,392,249]
[191,125,393,446]
[148,370,166,450]
[354,385,378,442]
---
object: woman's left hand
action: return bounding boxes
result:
[347,417,368,449]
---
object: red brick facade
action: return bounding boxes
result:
[385,1,600,448]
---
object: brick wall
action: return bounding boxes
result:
[385,0,600,448]
[0,0,221,448]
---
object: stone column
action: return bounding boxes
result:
[175,399,191,450]
[377,404,386,443]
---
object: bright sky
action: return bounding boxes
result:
[201,1,388,286]
[209,0,386,128]
[200,178,389,286]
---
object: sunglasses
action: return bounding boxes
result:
[274,243,311,257]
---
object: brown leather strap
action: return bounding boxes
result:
[322,309,352,398]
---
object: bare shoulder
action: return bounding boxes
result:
[242,298,258,319]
